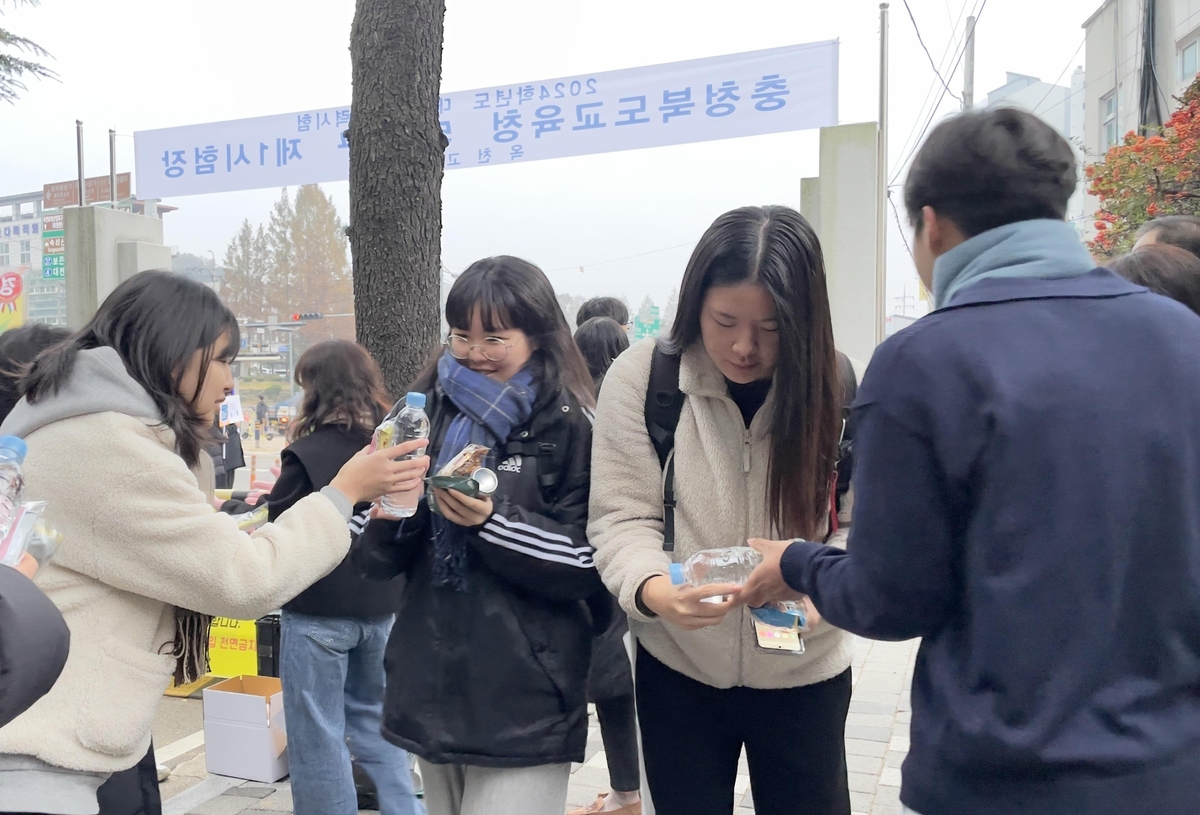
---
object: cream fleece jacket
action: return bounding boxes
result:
[588,339,852,690]
[0,349,352,782]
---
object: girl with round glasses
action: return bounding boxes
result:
[355,256,605,815]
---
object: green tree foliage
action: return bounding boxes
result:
[1,0,57,104]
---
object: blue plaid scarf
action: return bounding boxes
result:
[431,350,536,590]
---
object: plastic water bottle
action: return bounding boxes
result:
[669,546,762,603]
[0,436,27,544]
[668,545,809,630]
[375,393,430,519]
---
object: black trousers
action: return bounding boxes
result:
[635,645,852,815]
[594,693,641,793]
[96,743,162,815]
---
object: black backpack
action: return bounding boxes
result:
[643,344,855,551]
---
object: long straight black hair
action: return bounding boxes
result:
[23,271,240,467]
[670,205,839,540]
[413,256,595,408]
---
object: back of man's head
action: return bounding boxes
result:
[577,296,629,328]
[904,107,1077,238]
[1135,216,1200,259]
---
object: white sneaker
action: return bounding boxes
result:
[156,764,170,783]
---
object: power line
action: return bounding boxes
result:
[888,192,915,262]
[890,0,974,179]
[902,0,962,104]
[543,241,695,274]
[1037,46,1146,120]
[1032,36,1086,115]
[889,0,981,183]
[891,0,989,185]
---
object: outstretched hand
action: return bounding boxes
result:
[740,538,806,608]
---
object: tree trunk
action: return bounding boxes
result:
[348,0,448,396]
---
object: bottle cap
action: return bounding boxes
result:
[668,563,685,586]
[405,392,427,410]
[0,436,27,462]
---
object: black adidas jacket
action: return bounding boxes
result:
[267,425,397,618]
[353,374,603,767]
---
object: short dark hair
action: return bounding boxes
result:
[23,271,240,467]
[1110,244,1200,316]
[0,324,71,424]
[414,256,596,408]
[904,107,1077,237]
[576,296,629,328]
[573,317,630,393]
[1136,216,1200,259]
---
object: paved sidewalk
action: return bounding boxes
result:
[165,636,918,815]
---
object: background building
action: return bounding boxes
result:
[1084,0,1200,157]
[0,191,60,328]
[0,188,177,331]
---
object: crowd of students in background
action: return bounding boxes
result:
[2,104,1200,815]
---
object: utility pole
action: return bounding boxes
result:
[75,120,85,206]
[108,130,117,205]
[876,3,889,345]
[963,14,976,110]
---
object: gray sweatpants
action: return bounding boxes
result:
[417,760,571,815]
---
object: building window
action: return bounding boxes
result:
[1181,39,1199,85]
[1102,92,1118,150]
[19,240,31,265]
[0,243,8,266]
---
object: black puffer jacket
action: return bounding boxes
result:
[353,375,603,768]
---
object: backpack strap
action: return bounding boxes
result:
[644,345,684,553]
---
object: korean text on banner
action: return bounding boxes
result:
[209,617,258,677]
[134,41,838,199]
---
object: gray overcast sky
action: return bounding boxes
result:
[1,0,1100,312]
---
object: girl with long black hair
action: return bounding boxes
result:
[355,256,603,815]
[0,272,422,815]
[589,206,853,815]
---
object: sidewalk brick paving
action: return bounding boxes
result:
[168,637,918,815]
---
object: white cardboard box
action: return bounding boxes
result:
[202,675,289,783]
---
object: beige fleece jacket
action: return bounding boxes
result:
[0,412,351,774]
[588,338,852,690]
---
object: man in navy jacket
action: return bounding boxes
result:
[743,107,1200,815]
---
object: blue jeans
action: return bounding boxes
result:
[281,611,424,815]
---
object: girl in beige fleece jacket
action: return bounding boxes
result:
[0,272,427,815]
[588,206,854,815]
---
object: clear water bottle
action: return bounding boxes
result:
[667,545,809,630]
[0,435,27,544]
[375,393,430,519]
[669,546,762,603]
